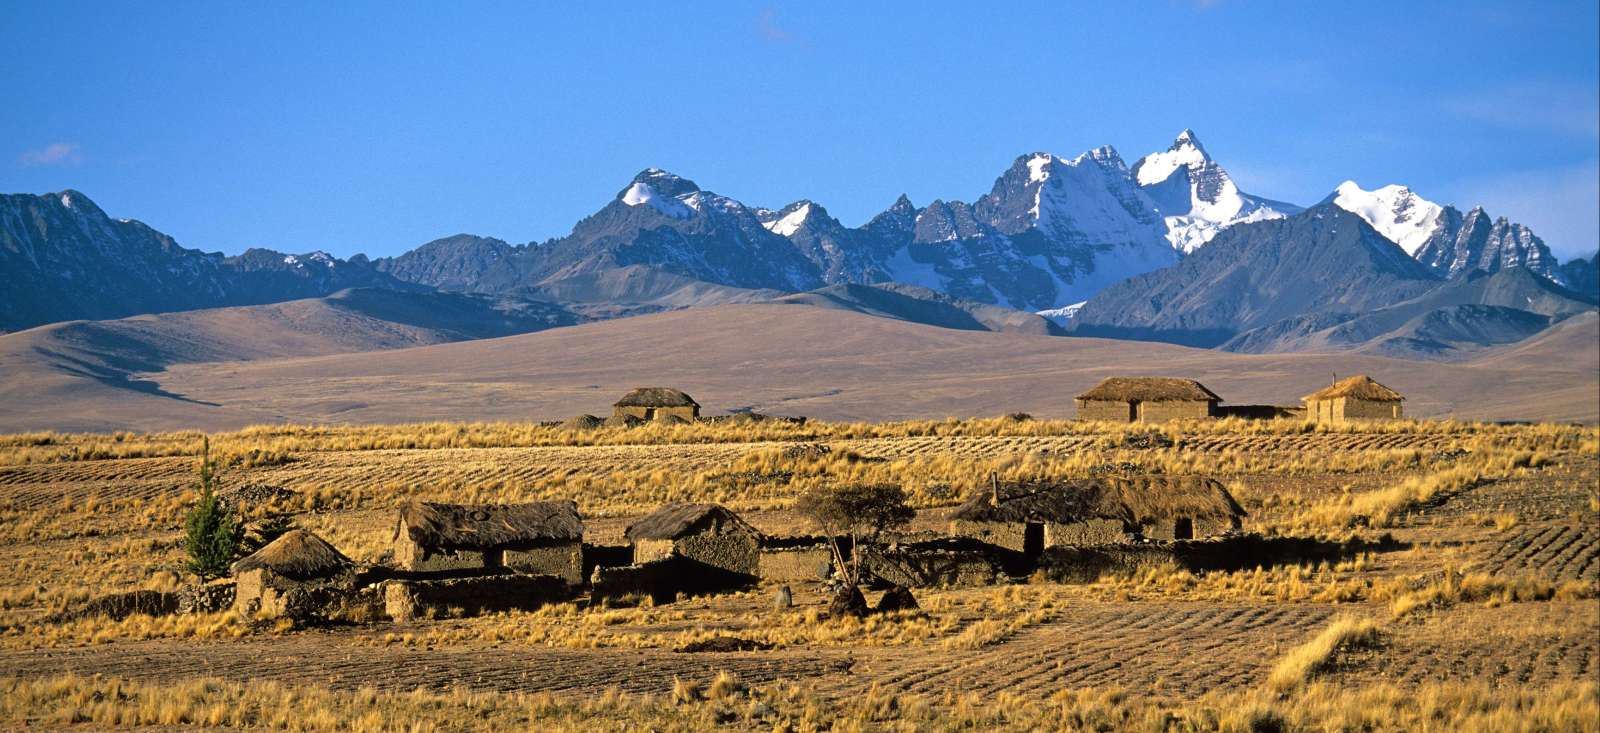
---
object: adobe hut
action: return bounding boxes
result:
[232,529,356,619]
[613,387,700,422]
[625,503,761,578]
[393,501,584,585]
[1075,377,1220,423]
[1303,375,1403,423]
[950,479,1134,553]
[950,475,1245,550]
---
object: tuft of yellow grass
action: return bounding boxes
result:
[1266,616,1379,692]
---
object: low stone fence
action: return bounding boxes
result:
[860,539,1015,588]
[382,574,569,622]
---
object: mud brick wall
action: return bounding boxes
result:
[504,542,583,587]
[758,545,833,583]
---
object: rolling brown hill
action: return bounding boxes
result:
[2,302,1592,433]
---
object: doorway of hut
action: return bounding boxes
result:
[643,408,657,420]
[1173,517,1194,540]
[1024,522,1044,555]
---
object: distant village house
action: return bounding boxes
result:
[1303,375,1404,423]
[613,387,700,423]
[1075,377,1221,423]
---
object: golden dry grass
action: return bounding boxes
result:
[2,672,1594,733]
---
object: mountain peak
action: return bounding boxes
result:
[890,194,915,213]
[630,168,700,197]
[1170,129,1208,156]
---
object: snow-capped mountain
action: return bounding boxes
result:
[1131,130,1302,253]
[1326,181,1564,283]
[1325,181,1446,256]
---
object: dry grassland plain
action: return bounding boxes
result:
[0,416,1596,731]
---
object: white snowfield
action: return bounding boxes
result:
[1327,180,1446,256]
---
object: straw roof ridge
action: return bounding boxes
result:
[398,500,583,550]
[1303,375,1403,402]
[951,476,1244,525]
[614,387,699,408]
[625,503,761,541]
[231,529,353,580]
[1075,377,1221,403]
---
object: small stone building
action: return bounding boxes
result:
[950,475,1245,550]
[393,501,584,586]
[624,503,761,578]
[232,529,357,620]
[1303,375,1403,423]
[1075,377,1221,423]
[613,387,700,422]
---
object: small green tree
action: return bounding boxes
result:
[796,483,915,588]
[185,438,242,580]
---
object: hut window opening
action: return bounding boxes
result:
[1173,517,1194,541]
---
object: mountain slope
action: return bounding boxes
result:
[0,288,581,431]
[769,282,1066,335]
[0,191,416,332]
[1070,204,1442,347]
[3,303,1590,432]
[1221,267,1596,358]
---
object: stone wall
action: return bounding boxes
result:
[676,532,761,577]
[1136,400,1213,423]
[758,545,833,583]
[614,405,699,422]
[1076,399,1133,422]
[1340,397,1402,421]
[504,542,583,586]
[860,541,1008,588]
[591,558,684,604]
[949,520,1028,552]
[632,538,676,565]
[393,522,488,572]
[1045,519,1129,547]
[382,574,569,622]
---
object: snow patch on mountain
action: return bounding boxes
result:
[1036,301,1086,327]
[1326,181,1446,256]
[762,203,812,237]
[620,181,693,219]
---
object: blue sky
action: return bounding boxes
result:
[5,2,1597,259]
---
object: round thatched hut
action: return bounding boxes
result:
[612,387,700,422]
[231,529,356,619]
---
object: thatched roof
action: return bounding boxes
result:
[625,503,760,542]
[397,500,583,550]
[1303,375,1403,402]
[231,529,353,580]
[614,387,699,408]
[1075,377,1221,403]
[951,476,1244,525]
